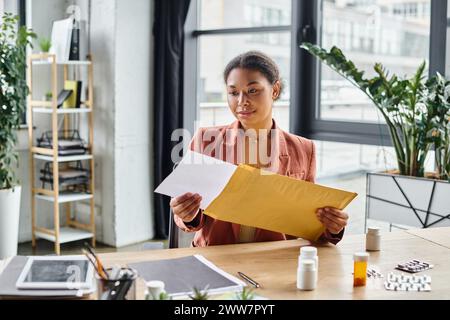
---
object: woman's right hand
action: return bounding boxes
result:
[170,192,202,223]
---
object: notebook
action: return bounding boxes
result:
[128,255,246,298]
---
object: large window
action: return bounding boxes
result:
[192,0,292,131]
[185,0,448,231]
[188,0,446,144]
[320,0,431,123]
[200,0,291,29]
[185,0,447,233]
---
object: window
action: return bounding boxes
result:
[191,0,292,131]
[446,3,450,76]
[186,0,447,145]
[185,0,448,233]
[320,0,431,124]
[200,0,291,29]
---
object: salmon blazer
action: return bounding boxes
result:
[174,119,344,247]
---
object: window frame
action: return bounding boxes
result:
[184,0,448,147]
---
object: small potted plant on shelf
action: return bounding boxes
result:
[301,42,450,229]
[38,37,51,53]
[0,13,36,259]
[44,91,52,102]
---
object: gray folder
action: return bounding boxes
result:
[0,256,91,300]
[128,255,243,297]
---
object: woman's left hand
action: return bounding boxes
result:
[316,207,348,235]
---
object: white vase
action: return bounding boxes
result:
[366,173,450,228]
[0,186,22,259]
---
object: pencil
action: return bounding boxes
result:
[82,249,108,280]
[84,242,109,279]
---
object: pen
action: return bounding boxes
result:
[83,242,109,279]
[238,272,260,288]
[82,249,108,280]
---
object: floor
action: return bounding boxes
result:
[18,239,168,256]
[19,173,402,256]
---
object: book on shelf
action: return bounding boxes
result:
[49,17,88,62]
[63,80,82,108]
[49,18,73,62]
[57,89,73,108]
[69,20,80,60]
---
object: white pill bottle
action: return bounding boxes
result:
[297,246,318,290]
[366,227,381,251]
[297,259,317,291]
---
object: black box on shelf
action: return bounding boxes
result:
[40,161,90,192]
[36,130,88,156]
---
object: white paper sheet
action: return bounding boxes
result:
[154,150,237,208]
[49,18,73,62]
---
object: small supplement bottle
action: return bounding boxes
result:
[353,252,369,287]
[297,259,317,291]
[366,227,381,251]
[145,280,166,300]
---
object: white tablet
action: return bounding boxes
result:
[16,256,94,290]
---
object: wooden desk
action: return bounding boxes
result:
[99,227,450,300]
[406,228,450,249]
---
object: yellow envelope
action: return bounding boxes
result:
[204,164,357,241]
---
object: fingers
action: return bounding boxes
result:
[170,192,195,207]
[316,207,348,234]
[174,194,201,213]
[170,193,202,222]
[180,201,201,222]
[320,214,344,234]
[319,207,349,220]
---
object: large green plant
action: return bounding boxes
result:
[301,42,436,177]
[426,73,450,181]
[0,13,35,189]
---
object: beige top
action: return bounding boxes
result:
[239,225,256,243]
[237,135,269,244]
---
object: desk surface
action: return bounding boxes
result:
[406,228,450,249]
[99,227,450,300]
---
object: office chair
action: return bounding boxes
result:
[168,161,180,249]
[168,208,179,249]
[166,161,196,249]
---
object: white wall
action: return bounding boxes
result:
[16,0,155,247]
[114,0,154,246]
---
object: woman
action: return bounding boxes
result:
[170,51,349,247]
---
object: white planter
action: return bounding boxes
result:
[366,173,450,228]
[0,186,22,259]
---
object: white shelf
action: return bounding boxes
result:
[35,227,93,244]
[35,192,93,203]
[34,154,93,162]
[32,60,91,66]
[33,107,92,114]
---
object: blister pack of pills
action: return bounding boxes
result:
[384,272,431,291]
[367,267,383,279]
[395,259,434,273]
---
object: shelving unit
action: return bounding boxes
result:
[27,53,96,255]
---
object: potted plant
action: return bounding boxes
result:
[0,13,35,259]
[38,37,51,53]
[301,42,450,229]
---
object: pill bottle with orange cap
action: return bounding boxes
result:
[353,252,370,287]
